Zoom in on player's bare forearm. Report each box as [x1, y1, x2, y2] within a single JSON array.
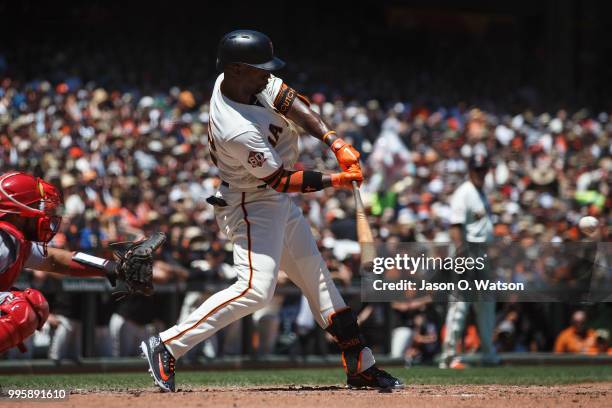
[[285, 93, 361, 173], [286, 96, 338, 147]]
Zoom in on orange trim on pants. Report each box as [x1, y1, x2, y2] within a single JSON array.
[[164, 192, 253, 345]]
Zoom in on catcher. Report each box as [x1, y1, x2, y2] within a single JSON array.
[[0, 171, 165, 354]]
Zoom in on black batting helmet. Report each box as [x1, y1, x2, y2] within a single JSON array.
[[216, 30, 285, 71]]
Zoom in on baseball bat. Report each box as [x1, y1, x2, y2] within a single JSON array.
[[352, 181, 376, 264]]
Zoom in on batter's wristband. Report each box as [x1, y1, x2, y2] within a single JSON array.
[[71, 252, 117, 286], [301, 170, 324, 192], [322, 130, 337, 145]]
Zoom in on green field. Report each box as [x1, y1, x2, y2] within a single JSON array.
[[1, 366, 611, 390]]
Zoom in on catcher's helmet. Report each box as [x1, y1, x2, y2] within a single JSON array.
[[216, 30, 285, 71], [0, 172, 62, 243]]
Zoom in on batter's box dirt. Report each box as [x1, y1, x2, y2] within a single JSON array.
[[5, 383, 608, 408]]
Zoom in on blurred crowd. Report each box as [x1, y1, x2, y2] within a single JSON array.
[[1, 71, 611, 363]]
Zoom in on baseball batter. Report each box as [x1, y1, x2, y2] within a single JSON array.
[[439, 154, 499, 368], [141, 30, 403, 392]]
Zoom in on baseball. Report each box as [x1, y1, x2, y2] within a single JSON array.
[[578, 216, 599, 236]]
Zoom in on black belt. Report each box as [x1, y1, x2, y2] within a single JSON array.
[[221, 180, 267, 189], [208, 180, 267, 207], [206, 196, 228, 207]]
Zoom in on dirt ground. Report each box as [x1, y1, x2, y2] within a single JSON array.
[[1, 383, 609, 408]]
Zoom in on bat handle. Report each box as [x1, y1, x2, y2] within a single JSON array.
[[352, 181, 364, 211]]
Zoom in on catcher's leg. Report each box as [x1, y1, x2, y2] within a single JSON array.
[[142, 192, 288, 391], [280, 202, 402, 389]]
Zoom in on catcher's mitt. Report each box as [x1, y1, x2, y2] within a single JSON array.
[[110, 232, 166, 300]]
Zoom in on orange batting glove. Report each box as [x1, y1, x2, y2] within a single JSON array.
[[331, 139, 361, 172], [331, 169, 363, 189]]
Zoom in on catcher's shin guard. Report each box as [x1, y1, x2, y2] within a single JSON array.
[[325, 307, 374, 375], [0, 289, 49, 354]]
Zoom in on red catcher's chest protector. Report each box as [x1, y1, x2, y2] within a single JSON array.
[[0, 221, 32, 291]]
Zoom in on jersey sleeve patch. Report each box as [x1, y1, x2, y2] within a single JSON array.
[[273, 83, 297, 115], [226, 130, 283, 179], [247, 151, 267, 168]]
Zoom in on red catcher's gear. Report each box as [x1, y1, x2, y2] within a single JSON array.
[[0, 221, 32, 291], [0, 288, 49, 353], [0, 172, 62, 243]]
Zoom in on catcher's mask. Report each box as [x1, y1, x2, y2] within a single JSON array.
[[0, 172, 63, 245]]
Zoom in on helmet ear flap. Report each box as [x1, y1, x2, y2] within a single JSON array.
[[36, 215, 59, 243]]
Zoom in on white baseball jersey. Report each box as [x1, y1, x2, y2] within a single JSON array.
[[208, 73, 299, 189], [449, 180, 493, 243], [0, 232, 45, 275]]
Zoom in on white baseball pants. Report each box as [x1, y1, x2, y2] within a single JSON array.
[[160, 187, 374, 368]]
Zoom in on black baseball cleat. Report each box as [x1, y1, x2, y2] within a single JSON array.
[[347, 365, 404, 390], [140, 335, 176, 392]]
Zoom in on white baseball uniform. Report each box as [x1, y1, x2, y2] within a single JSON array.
[[440, 179, 498, 366], [0, 232, 46, 276], [159, 73, 375, 371]]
